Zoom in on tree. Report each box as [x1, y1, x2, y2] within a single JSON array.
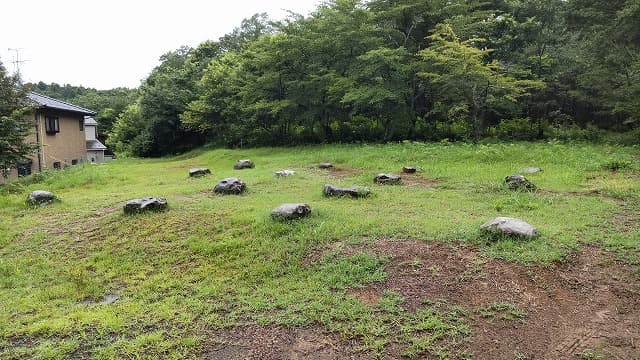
[[138, 47, 205, 156], [106, 102, 150, 156], [0, 60, 37, 178], [418, 24, 541, 139], [340, 47, 412, 140], [181, 52, 245, 146], [560, 0, 640, 129]]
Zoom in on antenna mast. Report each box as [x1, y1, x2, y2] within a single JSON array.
[[7, 48, 28, 78]]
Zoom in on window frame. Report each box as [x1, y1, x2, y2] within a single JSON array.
[[45, 116, 60, 134]]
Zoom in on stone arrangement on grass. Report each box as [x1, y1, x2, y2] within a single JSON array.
[[26, 190, 57, 207], [323, 184, 370, 198], [213, 177, 246, 195], [41, 159, 547, 239], [124, 197, 168, 214], [480, 217, 539, 239], [271, 203, 311, 220], [374, 173, 402, 185], [504, 174, 536, 191], [402, 166, 422, 174], [275, 169, 295, 177], [189, 168, 211, 177], [234, 159, 255, 170]]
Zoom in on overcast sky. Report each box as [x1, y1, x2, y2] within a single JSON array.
[[1, 0, 321, 90]]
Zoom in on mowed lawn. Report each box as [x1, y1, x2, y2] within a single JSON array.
[[1, 142, 638, 359]]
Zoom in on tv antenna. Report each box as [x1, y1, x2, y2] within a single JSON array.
[[7, 48, 29, 78]]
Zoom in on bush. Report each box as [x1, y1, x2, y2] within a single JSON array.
[[549, 123, 606, 142], [0, 172, 49, 194], [486, 117, 543, 141], [601, 158, 633, 171]]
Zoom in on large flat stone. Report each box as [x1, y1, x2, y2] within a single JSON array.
[[214, 177, 246, 195], [124, 197, 168, 214], [480, 217, 539, 239], [26, 190, 57, 207], [323, 184, 370, 198], [271, 203, 311, 220]]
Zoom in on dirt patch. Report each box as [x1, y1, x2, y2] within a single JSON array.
[[312, 166, 363, 179], [340, 239, 640, 359], [170, 163, 205, 171], [201, 325, 371, 359], [398, 173, 442, 189], [200, 239, 638, 359]]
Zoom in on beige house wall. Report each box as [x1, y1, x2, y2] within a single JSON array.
[[36, 110, 87, 170], [0, 110, 87, 184]]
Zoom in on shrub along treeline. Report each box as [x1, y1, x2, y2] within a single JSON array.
[[102, 0, 638, 156]]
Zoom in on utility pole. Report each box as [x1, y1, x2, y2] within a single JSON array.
[[7, 48, 28, 79]]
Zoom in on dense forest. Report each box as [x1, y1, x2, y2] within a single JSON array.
[[35, 0, 640, 156]]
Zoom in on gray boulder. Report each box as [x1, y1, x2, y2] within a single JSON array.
[[26, 190, 57, 207], [213, 177, 246, 195], [374, 173, 402, 185], [323, 184, 370, 198], [189, 168, 211, 177], [504, 174, 536, 191], [233, 159, 254, 170], [124, 197, 168, 214], [312, 162, 333, 169], [402, 166, 422, 174], [518, 167, 542, 174], [271, 203, 311, 220], [480, 217, 539, 239]]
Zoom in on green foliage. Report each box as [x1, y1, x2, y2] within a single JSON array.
[[0, 61, 38, 177], [52, 0, 636, 153], [418, 23, 543, 140], [12, 0, 640, 154], [600, 158, 633, 172], [487, 118, 547, 141], [107, 102, 150, 156], [578, 348, 606, 360]]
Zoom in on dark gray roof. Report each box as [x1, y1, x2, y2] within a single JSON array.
[[84, 116, 98, 126], [27, 92, 96, 115], [86, 139, 107, 150]]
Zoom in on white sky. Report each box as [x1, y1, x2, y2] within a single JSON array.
[[1, 0, 321, 90]]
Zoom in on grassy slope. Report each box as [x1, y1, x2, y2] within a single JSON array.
[[0, 142, 638, 358]]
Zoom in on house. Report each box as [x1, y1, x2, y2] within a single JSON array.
[[84, 116, 108, 163], [1, 92, 96, 183]]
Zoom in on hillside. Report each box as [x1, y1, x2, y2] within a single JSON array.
[[1, 142, 639, 359]]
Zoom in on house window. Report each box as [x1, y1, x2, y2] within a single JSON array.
[[45, 116, 60, 134], [79, 119, 84, 131], [17, 160, 32, 176], [71, 159, 78, 165], [53, 162, 61, 170]]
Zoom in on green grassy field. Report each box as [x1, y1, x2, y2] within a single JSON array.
[[1, 142, 638, 359]]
